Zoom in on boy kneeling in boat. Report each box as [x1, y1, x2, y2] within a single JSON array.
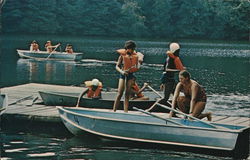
[[76, 79, 102, 107]]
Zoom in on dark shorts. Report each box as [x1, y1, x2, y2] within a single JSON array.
[[120, 73, 135, 80]]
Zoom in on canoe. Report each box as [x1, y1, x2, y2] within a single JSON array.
[[0, 94, 8, 114], [57, 106, 250, 159], [39, 90, 168, 112], [17, 49, 83, 61]]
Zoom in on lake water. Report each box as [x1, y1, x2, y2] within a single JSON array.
[[0, 34, 249, 159]]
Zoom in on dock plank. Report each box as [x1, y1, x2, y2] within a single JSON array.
[[215, 116, 241, 124], [1, 83, 249, 127], [212, 115, 229, 122]]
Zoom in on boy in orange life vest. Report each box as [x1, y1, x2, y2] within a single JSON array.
[[148, 43, 185, 111], [76, 79, 102, 107], [113, 40, 140, 112]]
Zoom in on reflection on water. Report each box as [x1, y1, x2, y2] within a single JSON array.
[[0, 132, 231, 160]]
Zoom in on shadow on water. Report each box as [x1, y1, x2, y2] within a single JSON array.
[[51, 134, 238, 160]]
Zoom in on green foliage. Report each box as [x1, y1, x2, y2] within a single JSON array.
[[1, 0, 249, 40]]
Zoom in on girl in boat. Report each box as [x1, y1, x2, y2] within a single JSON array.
[[30, 40, 40, 51], [113, 40, 141, 112], [169, 70, 212, 121]]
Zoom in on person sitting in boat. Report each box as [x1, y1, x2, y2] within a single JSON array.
[[113, 40, 141, 113], [130, 80, 149, 100], [45, 40, 60, 53], [30, 40, 40, 52], [65, 44, 74, 54], [169, 70, 212, 121], [76, 79, 102, 107]]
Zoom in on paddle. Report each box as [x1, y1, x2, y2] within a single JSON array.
[[45, 44, 60, 60], [156, 103, 226, 129], [133, 107, 184, 126], [147, 85, 163, 98], [0, 108, 5, 113], [26, 96, 39, 106], [0, 94, 7, 115], [145, 98, 162, 112], [146, 84, 172, 111], [8, 95, 33, 106]]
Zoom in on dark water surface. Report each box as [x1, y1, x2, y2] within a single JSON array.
[[0, 34, 249, 159]]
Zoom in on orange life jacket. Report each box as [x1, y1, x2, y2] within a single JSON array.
[[85, 81, 102, 98], [132, 83, 144, 98], [117, 49, 139, 73], [168, 52, 184, 70]]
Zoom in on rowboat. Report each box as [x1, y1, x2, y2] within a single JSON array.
[[39, 90, 167, 112], [17, 49, 83, 61], [57, 106, 249, 159], [0, 94, 8, 114]]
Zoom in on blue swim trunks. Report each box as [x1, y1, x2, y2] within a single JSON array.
[[120, 73, 135, 80]]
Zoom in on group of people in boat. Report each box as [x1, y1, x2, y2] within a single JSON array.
[[29, 40, 74, 54], [77, 40, 212, 121]]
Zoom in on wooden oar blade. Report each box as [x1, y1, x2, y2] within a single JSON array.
[[8, 95, 33, 106]]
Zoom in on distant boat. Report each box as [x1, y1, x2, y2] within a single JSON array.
[[0, 94, 8, 114], [17, 49, 83, 61], [57, 106, 250, 159], [39, 90, 168, 112]]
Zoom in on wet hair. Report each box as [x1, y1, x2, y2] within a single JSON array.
[[124, 40, 136, 50], [179, 70, 190, 79]]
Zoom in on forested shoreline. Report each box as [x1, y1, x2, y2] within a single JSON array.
[[1, 0, 249, 40]]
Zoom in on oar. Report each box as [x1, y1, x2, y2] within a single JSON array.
[[45, 44, 60, 60], [146, 84, 172, 109], [133, 107, 184, 126], [147, 85, 163, 99], [0, 108, 6, 116], [26, 96, 39, 106], [156, 103, 226, 129], [8, 95, 33, 106]]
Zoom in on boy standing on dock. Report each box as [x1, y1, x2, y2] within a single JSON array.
[[113, 40, 141, 112]]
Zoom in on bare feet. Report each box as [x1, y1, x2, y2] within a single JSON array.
[[207, 112, 212, 121]]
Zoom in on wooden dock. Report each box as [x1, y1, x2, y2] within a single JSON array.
[[0, 83, 249, 133]]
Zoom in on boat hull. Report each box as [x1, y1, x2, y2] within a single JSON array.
[[17, 49, 83, 61], [57, 107, 249, 158], [0, 94, 8, 114], [39, 90, 168, 112]]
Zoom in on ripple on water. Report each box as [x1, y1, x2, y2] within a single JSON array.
[[206, 94, 250, 117], [27, 152, 56, 158]]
